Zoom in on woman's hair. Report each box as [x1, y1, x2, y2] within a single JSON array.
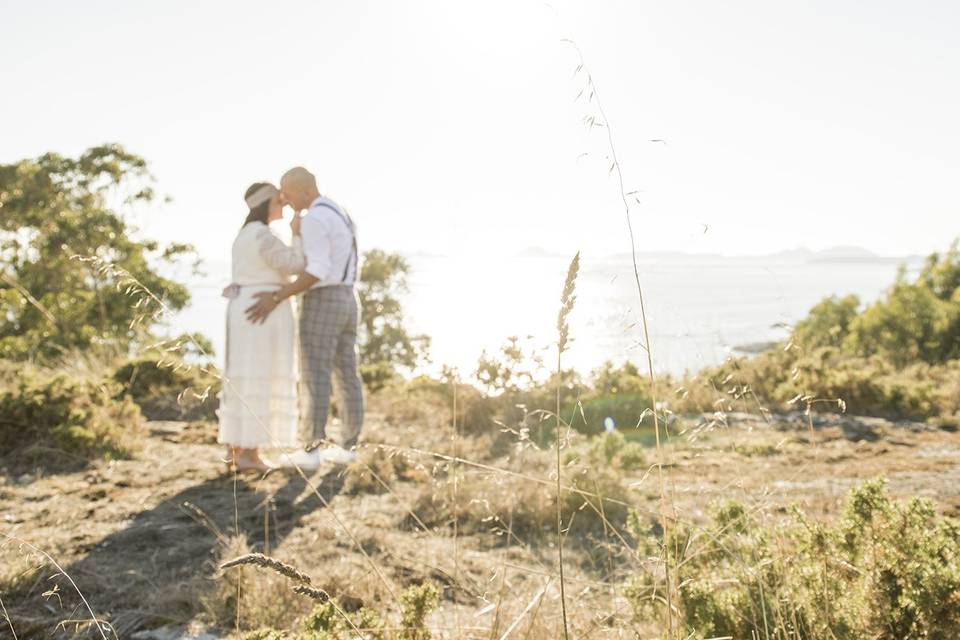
[[242, 182, 273, 227]]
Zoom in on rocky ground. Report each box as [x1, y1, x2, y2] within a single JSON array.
[[1, 412, 958, 639]]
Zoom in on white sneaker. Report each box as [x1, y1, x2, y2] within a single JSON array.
[[278, 449, 325, 471], [322, 446, 358, 466]]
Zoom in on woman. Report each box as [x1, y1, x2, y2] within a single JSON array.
[[218, 182, 304, 472]]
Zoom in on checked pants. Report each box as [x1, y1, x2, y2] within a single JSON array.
[[299, 285, 364, 449]]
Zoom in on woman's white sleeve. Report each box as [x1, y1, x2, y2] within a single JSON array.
[[256, 227, 306, 276]]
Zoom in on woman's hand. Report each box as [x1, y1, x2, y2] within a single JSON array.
[[290, 211, 302, 236]]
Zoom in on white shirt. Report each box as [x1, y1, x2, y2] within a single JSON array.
[[301, 195, 358, 288]]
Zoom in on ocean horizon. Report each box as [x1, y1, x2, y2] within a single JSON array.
[[175, 244, 923, 379]]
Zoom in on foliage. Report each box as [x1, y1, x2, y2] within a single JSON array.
[[676, 241, 960, 422], [624, 479, 960, 639], [357, 249, 430, 390], [845, 275, 960, 366], [112, 355, 220, 420], [0, 370, 142, 470], [570, 394, 653, 435], [475, 335, 545, 393], [297, 600, 387, 640], [591, 360, 648, 396], [0, 144, 194, 360], [412, 453, 632, 543], [792, 294, 861, 350], [398, 583, 439, 640], [241, 584, 435, 640], [579, 430, 646, 471], [789, 240, 960, 367]]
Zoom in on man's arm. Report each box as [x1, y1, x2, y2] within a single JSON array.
[[246, 210, 329, 324], [245, 271, 319, 324]]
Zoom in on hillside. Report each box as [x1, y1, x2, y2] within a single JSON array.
[[3, 411, 958, 639]]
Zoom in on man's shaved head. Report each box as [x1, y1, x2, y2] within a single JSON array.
[[280, 166, 320, 211]]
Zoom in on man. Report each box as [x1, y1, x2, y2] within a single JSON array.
[[246, 166, 363, 469]]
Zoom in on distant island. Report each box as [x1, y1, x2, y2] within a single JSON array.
[[590, 245, 923, 265]]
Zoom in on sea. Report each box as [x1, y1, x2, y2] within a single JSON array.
[[175, 248, 922, 378]]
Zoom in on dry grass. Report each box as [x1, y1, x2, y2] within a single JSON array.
[[2, 407, 959, 638], [203, 537, 316, 633]]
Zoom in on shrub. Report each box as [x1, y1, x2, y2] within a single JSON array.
[[113, 356, 220, 420], [241, 584, 435, 640], [0, 371, 142, 469], [570, 394, 653, 435], [792, 294, 861, 350], [398, 583, 439, 640], [567, 430, 647, 472], [624, 479, 960, 639], [686, 345, 960, 422], [412, 453, 633, 543], [845, 277, 960, 366], [298, 600, 387, 640], [342, 444, 415, 495]]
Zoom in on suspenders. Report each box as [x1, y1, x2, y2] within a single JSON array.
[[313, 201, 358, 284]]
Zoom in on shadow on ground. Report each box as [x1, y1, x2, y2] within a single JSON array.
[[7, 468, 344, 637]]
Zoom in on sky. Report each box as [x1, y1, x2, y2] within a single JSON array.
[[2, 0, 959, 264]]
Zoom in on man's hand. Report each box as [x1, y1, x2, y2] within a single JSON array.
[[246, 291, 279, 324]]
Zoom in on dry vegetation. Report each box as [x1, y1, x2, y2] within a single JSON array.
[[2, 394, 958, 638]]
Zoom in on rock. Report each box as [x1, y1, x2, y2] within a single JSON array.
[[16, 473, 33, 485]]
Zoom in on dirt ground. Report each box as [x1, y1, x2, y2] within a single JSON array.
[[1, 412, 958, 639]]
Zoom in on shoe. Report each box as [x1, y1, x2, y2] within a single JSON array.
[[322, 446, 358, 466], [278, 449, 325, 471]]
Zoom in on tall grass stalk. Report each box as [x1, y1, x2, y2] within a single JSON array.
[[1, 534, 111, 640], [563, 39, 675, 637], [0, 592, 18, 640], [219, 553, 363, 638], [555, 251, 580, 640], [452, 373, 462, 639]]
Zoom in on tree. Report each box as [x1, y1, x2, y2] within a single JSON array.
[[357, 249, 430, 388], [0, 144, 193, 360], [844, 275, 959, 366], [791, 294, 861, 350], [919, 239, 960, 301]]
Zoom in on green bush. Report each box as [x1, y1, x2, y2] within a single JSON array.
[[845, 277, 960, 366], [793, 294, 861, 350], [411, 454, 633, 544], [113, 356, 220, 421], [297, 600, 387, 640], [244, 584, 436, 640], [570, 394, 653, 435], [398, 583, 439, 640], [0, 371, 142, 469], [677, 239, 960, 422], [570, 430, 647, 472], [625, 479, 960, 639], [689, 345, 960, 421]]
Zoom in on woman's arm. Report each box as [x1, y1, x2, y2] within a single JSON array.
[[256, 225, 306, 277]]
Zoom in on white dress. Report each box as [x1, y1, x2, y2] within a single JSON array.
[[217, 222, 305, 449]]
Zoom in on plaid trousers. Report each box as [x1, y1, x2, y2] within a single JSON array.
[[299, 286, 364, 449]]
